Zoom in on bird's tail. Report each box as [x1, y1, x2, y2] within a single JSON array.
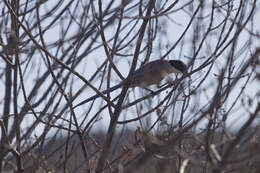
[[73, 82, 124, 109]]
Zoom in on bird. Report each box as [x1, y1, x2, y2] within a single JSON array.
[[73, 59, 186, 109]]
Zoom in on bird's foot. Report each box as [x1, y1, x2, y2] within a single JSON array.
[[150, 90, 156, 96]]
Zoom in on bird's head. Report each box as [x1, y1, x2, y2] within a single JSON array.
[[169, 60, 187, 73]]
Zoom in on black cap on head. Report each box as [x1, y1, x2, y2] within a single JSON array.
[[169, 60, 187, 73]]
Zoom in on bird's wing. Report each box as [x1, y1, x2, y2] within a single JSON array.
[[133, 67, 144, 78], [132, 61, 159, 79]]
